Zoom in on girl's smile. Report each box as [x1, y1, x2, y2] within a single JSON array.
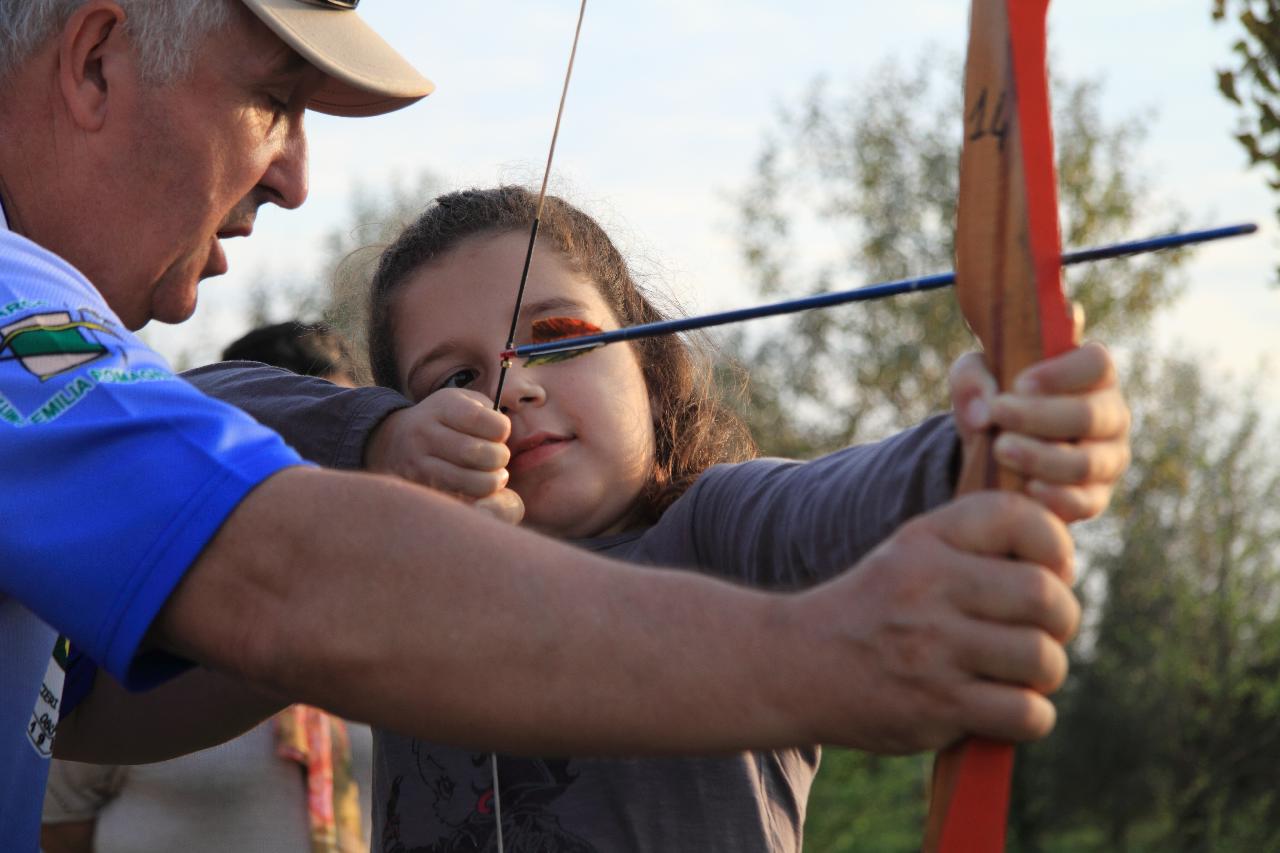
[[507, 431, 574, 476]]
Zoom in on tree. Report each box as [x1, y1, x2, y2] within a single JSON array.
[[729, 58, 1186, 455], [1213, 0, 1280, 283], [1020, 357, 1280, 852]]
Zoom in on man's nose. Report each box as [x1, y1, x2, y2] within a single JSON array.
[[259, 116, 310, 210]]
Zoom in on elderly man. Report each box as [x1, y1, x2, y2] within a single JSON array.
[[0, 1, 1081, 848]]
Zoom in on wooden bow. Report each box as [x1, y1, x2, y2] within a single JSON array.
[[922, 1, 1076, 850]]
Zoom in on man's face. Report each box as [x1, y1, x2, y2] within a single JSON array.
[[92, 6, 324, 329]]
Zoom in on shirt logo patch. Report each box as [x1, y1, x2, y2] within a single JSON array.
[[0, 308, 169, 428], [0, 311, 115, 381]]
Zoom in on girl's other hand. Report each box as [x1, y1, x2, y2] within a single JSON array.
[[364, 388, 523, 523], [949, 341, 1131, 523]]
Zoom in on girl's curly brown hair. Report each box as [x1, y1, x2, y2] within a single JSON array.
[[367, 185, 757, 521]]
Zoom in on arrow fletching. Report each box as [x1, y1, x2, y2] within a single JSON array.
[[506, 317, 606, 366]]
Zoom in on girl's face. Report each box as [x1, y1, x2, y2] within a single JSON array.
[[391, 231, 657, 539]]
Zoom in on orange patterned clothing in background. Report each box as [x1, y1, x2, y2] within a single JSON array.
[[276, 705, 365, 853]]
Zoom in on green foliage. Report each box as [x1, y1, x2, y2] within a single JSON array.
[[1213, 0, 1280, 283], [803, 751, 926, 852], [730, 58, 1185, 452]]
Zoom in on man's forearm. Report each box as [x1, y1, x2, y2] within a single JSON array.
[[154, 467, 802, 756], [53, 667, 288, 763]]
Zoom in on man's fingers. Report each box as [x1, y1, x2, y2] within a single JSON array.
[[1025, 480, 1114, 523], [925, 493, 1075, 584], [953, 681, 1059, 743], [942, 555, 1080, 641], [795, 496, 1083, 753], [944, 619, 1071, 743], [954, 618, 1072, 690]]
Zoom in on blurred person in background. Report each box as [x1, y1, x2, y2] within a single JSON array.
[[222, 321, 357, 388]]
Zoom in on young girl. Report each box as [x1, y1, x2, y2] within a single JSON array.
[[362, 186, 1127, 852]]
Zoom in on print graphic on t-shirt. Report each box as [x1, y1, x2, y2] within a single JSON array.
[[0, 310, 115, 381], [381, 744, 596, 852], [27, 635, 70, 757]]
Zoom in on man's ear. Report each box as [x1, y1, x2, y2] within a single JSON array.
[[58, 1, 130, 132]]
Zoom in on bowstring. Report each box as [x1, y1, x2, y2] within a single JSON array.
[[492, 0, 589, 412], [488, 4, 588, 851]]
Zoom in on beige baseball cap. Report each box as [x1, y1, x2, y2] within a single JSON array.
[[240, 0, 434, 117]]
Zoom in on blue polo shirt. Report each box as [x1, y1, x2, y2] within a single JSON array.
[[0, 226, 305, 849]]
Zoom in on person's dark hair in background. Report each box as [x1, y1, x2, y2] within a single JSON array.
[[222, 321, 356, 387]]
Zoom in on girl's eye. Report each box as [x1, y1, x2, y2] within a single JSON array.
[[437, 367, 480, 392]]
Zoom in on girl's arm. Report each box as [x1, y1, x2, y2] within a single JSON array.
[[656, 343, 1128, 588], [183, 362, 411, 470], [649, 415, 959, 588]]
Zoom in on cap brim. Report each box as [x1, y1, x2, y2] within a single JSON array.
[[241, 0, 434, 117]]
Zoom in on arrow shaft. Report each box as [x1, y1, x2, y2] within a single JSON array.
[[504, 222, 1256, 362]]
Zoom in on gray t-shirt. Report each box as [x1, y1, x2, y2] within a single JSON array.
[[375, 418, 958, 853], [184, 364, 958, 853]]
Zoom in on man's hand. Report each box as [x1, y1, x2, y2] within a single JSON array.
[[949, 341, 1131, 522], [779, 492, 1079, 754], [364, 388, 524, 524]]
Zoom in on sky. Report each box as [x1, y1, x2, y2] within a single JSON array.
[[142, 1, 1280, 409]]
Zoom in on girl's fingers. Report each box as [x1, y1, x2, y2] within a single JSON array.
[[416, 456, 509, 499], [993, 433, 1131, 486], [949, 352, 998, 432], [438, 433, 510, 472], [1011, 341, 1115, 395], [439, 391, 512, 443], [991, 386, 1130, 442]]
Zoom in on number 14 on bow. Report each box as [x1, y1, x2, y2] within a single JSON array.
[[923, 0, 1074, 851]]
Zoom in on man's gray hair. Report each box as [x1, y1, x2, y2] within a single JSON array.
[[0, 0, 233, 82]]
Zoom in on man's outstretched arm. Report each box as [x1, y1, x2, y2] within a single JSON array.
[[148, 468, 1077, 758], [50, 365, 1078, 763]]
